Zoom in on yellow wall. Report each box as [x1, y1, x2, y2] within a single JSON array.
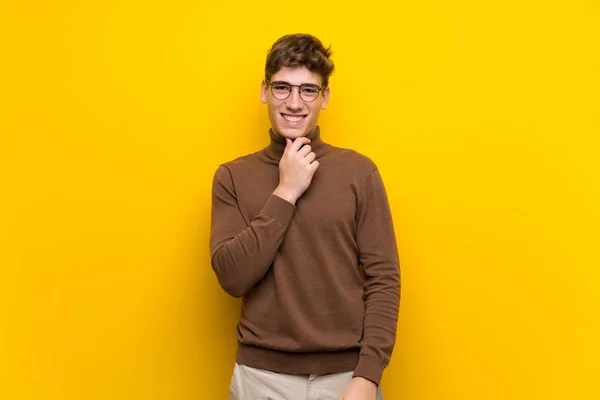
[[2, 1, 599, 399]]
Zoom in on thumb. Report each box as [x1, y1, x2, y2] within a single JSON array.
[[284, 138, 292, 154]]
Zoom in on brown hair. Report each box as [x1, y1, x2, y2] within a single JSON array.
[[265, 34, 335, 87]]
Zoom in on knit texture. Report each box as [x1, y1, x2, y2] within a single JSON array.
[[210, 126, 400, 385]]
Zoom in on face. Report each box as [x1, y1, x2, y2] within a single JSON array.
[[261, 66, 330, 139]]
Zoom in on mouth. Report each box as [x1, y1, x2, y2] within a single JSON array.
[[280, 113, 307, 125]]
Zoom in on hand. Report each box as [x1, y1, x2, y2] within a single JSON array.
[[337, 377, 377, 400], [273, 137, 319, 205]]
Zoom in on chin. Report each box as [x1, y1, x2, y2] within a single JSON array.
[[275, 127, 309, 139]]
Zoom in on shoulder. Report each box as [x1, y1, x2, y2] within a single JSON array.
[[326, 144, 378, 176], [213, 151, 262, 179], [222, 151, 261, 170]]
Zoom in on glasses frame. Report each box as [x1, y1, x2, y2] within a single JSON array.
[[265, 79, 326, 103]]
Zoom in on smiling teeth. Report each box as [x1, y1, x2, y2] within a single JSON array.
[[283, 115, 303, 122]]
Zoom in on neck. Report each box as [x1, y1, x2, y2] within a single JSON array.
[[265, 126, 326, 161]]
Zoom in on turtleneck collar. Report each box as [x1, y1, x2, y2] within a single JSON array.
[[264, 125, 327, 161]]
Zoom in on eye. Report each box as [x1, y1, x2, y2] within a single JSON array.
[[301, 86, 319, 94], [273, 84, 290, 91]]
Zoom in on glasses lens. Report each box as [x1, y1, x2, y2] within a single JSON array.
[[300, 85, 320, 102], [271, 82, 291, 99]]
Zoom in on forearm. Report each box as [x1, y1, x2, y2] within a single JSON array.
[[211, 193, 294, 297], [210, 164, 296, 297], [354, 263, 401, 385], [354, 167, 401, 385]]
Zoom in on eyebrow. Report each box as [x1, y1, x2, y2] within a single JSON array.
[[271, 80, 320, 86]]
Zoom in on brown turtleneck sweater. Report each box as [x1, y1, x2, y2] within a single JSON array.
[[210, 126, 400, 385]]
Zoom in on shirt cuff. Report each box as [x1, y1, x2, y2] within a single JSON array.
[[353, 356, 384, 386], [261, 193, 296, 226]]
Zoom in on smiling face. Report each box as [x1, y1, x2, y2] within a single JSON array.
[[261, 66, 330, 140]]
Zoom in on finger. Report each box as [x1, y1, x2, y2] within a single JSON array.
[[304, 152, 316, 163], [310, 160, 320, 171], [289, 137, 311, 153], [298, 144, 312, 157], [283, 138, 292, 154]]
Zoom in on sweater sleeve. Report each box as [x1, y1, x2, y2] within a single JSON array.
[[352, 167, 401, 385], [210, 165, 296, 298]]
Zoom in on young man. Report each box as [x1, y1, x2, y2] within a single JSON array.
[[210, 34, 401, 400]]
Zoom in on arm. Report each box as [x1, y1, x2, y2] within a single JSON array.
[[353, 167, 401, 386], [210, 137, 319, 298], [210, 165, 295, 297]]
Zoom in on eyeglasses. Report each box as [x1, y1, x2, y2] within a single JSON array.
[[265, 80, 325, 102]]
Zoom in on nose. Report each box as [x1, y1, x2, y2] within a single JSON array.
[[285, 86, 303, 110]]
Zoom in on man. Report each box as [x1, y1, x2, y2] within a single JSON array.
[[210, 34, 400, 400]]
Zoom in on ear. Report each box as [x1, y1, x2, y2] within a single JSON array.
[[261, 80, 268, 103], [321, 86, 331, 109]]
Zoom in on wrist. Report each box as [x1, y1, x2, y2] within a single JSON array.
[[352, 376, 377, 389], [273, 186, 298, 205]]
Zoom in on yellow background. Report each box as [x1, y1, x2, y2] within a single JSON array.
[[1, 0, 599, 399]]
